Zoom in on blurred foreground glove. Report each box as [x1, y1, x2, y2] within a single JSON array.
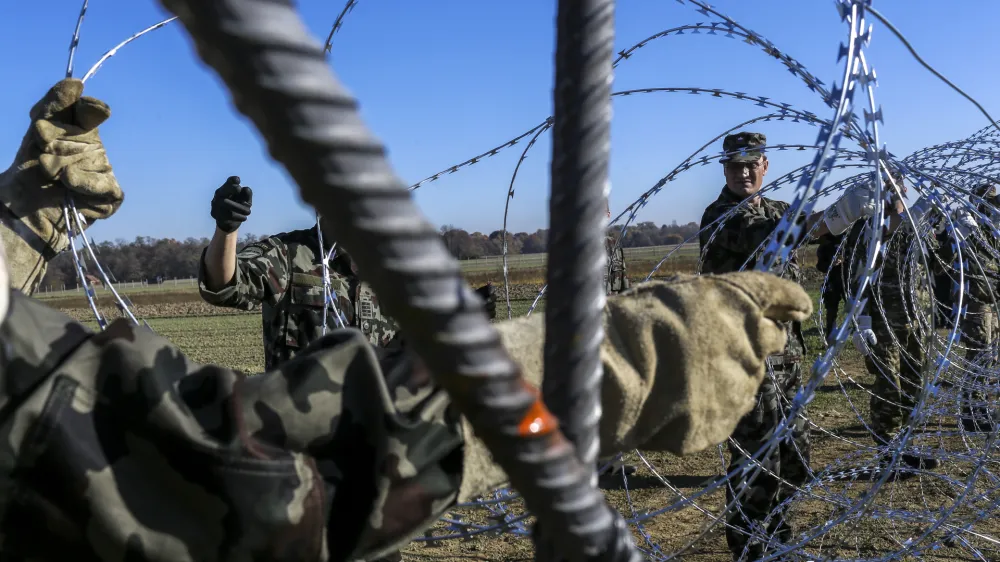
[[458, 271, 813, 501], [0, 78, 122, 295], [475, 282, 496, 319], [852, 315, 877, 355], [825, 183, 876, 235], [211, 176, 253, 233]]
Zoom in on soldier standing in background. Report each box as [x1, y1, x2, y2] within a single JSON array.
[[605, 201, 630, 295], [953, 183, 999, 432], [699, 131, 874, 560], [200, 175, 497, 372], [603, 200, 636, 478], [848, 175, 945, 472]]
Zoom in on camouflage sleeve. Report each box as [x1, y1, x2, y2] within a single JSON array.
[[0, 290, 464, 562], [198, 236, 290, 310]]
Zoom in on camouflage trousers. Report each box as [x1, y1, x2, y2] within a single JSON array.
[[960, 297, 996, 425], [865, 297, 924, 447], [725, 359, 810, 561], [821, 263, 845, 340]]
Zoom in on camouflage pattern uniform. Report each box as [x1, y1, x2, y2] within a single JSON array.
[[198, 227, 398, 371], [605, 232, 630, 295], [699, 132, 810, 560], [0, 288, 463, 562], [845, 220, 928, 446], [951, 188, 1000, 430]]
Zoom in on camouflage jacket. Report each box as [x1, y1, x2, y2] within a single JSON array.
[[844, 218, 942, 310], [698, 187, 803, 282], [0, 289, 464, 562], [605, 233, 630, 294], [699, 187, 805, 361], [198, 228, 398, 371]]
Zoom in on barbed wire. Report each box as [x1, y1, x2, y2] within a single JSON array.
[[55, 0, 1000, 559]]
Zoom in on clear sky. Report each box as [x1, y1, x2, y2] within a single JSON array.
[[1, 1, 997, 243]]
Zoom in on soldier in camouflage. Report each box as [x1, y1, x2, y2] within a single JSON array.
[[948, 183, 1000, 433], [602, 201, 636, 478], [199, 176, 497, 374], [699, 131, 859, 560], [605, 201, 630, 296], [847, 175, 944, 472], [0, 78, 818, 562]]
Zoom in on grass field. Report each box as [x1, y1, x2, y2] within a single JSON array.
[[55, 258, 996, 561], [36, 244, 703, 301]]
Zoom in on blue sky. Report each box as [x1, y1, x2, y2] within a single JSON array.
[[2, 1, 998, 242]]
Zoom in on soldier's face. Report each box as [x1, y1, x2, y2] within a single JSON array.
[[724, 156, 768, 199]]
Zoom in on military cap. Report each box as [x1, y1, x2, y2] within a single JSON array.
[[721, 132, 767, 163]]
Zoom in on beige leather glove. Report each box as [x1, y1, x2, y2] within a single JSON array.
[[0, 78, 123, 294], [458, 271, 812, 501]]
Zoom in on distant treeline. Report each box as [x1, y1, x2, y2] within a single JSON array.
[[40, 220, 700, 290]]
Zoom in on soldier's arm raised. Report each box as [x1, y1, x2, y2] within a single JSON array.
[[202, 226, 240, 291], [198, 235, 289, 310]]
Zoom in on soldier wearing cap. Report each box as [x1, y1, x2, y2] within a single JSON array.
[[699, 131, 825, 560], [698, 131, 892, 560]]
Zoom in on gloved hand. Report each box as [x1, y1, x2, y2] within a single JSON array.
[[951, 206, 978, 241], [825, 184, 876, 235], [457, 271, 813, 501], [0, 78, 123, 294], [852, 315, 877, 355], [475, 282, 496, 319], [211, 176, 253, 233], [907, 191, 953, 225]]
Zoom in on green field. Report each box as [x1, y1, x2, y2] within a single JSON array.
[[56, 277, 997, 561]]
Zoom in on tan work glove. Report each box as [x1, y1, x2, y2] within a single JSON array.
[[458, 271, 812, 501], [0, 78, 123, 295]]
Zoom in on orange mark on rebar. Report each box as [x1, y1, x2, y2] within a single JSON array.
[[516, 382, 559, 437]]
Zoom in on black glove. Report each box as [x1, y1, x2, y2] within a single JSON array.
[[475, 283, 496, 319], [211, 176, 253, 233]]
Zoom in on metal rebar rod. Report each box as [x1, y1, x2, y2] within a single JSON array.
[[536, 0, 632, 560], [155, 0, 640, 559]]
